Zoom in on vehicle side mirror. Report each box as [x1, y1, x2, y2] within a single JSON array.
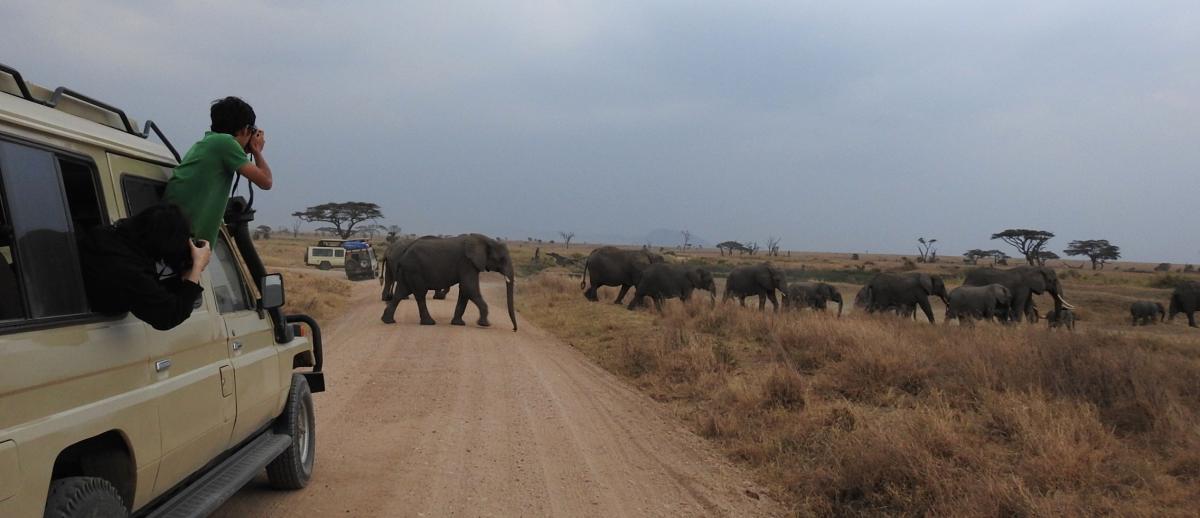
[[260, 273, 285, 310]]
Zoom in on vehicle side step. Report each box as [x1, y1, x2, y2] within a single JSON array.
[[147, 432, 291, 518]]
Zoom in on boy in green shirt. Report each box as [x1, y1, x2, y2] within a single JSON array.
[[165, 96, 274, 244]]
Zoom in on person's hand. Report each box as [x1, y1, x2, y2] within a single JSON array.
[[189, 239, 212, 273], [249, 129, 265, 154]]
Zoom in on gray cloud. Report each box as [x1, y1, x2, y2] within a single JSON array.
[[2, 0, 1197, 261]]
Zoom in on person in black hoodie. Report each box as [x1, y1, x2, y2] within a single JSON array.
[[79, 203, 212, 330]]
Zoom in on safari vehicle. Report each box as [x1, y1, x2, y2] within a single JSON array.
[[0, 64, 325, 517], [303, 244, 345, 270], [304, 240, 372, 271], [343, 248, 378, 281]]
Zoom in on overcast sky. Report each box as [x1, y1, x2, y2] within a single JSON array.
[[3, 1, 1197, 261]]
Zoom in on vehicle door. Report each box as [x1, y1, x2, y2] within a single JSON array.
[[104, 155, 240, 497], [206, 232, 282, 443]]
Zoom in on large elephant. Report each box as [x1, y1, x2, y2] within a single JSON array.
[[1168, 281, 1200, 327], [380, 233, 517, 331], [963, 266, 1074, 323], [945, 284, 1011, 324], [379, 238, 448, 299], [1130, 300, 1166, 326], [626, 264, 716, 312], [860, 272, 948, 323], [580, 246, 665, 304], [782, 282, 843, 317], [723, 262, 786, 311]]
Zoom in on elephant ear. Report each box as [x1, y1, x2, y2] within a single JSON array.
[[919, 274, 933, 295], [465, 237, 488, 271]]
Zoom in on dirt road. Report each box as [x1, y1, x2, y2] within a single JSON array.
[[214, 277, 780, 517]]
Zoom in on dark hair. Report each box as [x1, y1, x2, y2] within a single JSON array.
[[117, 203, 194, 274], [210, 96, 256, 135]]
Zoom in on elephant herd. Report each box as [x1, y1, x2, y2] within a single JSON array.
[[368, 238, 1200, 333], [578, 248, 843, 316], [576, 246, 1200, 329]]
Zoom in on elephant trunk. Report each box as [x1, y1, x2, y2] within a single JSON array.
[[506, 276, 518, 332]]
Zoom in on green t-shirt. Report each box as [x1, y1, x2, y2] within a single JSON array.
[[164, 131, 250, 243]]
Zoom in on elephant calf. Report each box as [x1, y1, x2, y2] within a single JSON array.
[[1045, 308, 1077, 331], [945, 284, 1011, 325], [1130, 300, 1166, 326], [782, 282, 844, 317], [627, 264, 716, 312]]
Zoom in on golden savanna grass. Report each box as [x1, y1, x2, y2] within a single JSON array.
[[252, 235, 354, 322], [518, 273, 1200, 516]]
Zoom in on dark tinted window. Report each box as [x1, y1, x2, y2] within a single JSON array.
[[0, 195, 23, 321], [121, 175, 165, 217], [0, 141, 89, 319]]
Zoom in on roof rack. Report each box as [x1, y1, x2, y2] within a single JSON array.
[[0, 62, 182, 163]]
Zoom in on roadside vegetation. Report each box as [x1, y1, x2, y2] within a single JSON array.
[[254, 235, 353, 322], [518, 272, 1200, 516]]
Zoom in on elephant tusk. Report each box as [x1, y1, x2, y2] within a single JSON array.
[[1057, 294, 1076, 310]]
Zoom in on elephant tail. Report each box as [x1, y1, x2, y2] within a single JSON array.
[[380, 256, 394, 301], [580, 257, 590, 290]]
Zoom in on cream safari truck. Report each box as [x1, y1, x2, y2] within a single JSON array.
[[0, 64, 325, 517]]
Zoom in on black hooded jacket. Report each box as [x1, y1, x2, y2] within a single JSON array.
[[78, 226, 204, 330]]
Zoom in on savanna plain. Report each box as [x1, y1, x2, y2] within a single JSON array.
[[259, 236, 1200, 516]]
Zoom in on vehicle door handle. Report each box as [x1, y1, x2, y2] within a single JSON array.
[[155, 359, 172, 372], [232, 341, 243, 351]]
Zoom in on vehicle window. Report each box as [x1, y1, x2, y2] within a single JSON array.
[[334, 249, 344, 258], [312, 248, 332, 257], [208, 237, 252, 314], [60, 159, 105, 231], [0, 196, 23, 321], [0, 141, 90, 320], [121, 175, 166, 217]]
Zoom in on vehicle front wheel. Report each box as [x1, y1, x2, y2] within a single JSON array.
[[267, 374, 315, 489], [318, 261, 332, 270], [44, 476, 128, 518]]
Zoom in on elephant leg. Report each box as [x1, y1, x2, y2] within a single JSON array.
[[614, 284, 632, 304], [766, 292, 779, 312], [584, 283, 600, 302], [461, 275, 490, 327], [739, 296, 747, 308], [381, 298, 401, 324], [451, 289, 469, 326], [757, 294, 766, 311], [653, 296, 665, 313], [627, 290, 643, 311], [918, 299, 935, 323], [414, 291, 436, 325], [1189, 311, 1197, 328]]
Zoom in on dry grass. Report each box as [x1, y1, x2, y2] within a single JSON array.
[[518, 273, 1200, 516], [278, 270, 351, 323], [251, 235, 355, 323]]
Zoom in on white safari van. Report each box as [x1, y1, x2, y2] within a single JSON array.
[[0, 63, 326, 517]]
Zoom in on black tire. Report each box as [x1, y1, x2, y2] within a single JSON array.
[[318, 261, 332, 271], [267, 374, 315, 489], [43, 476, 128, 518]]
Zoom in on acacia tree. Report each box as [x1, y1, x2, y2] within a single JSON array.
[[1063, 239, 1121, 270], [917, 237, 938, 263], [991, 229, 1054, 266], [681, 230, 692, 249], [1036, 250, 1060, 265], [558, 231, 575, 248], [292, 202, 383, 239], [716, 240, 749, 256]]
